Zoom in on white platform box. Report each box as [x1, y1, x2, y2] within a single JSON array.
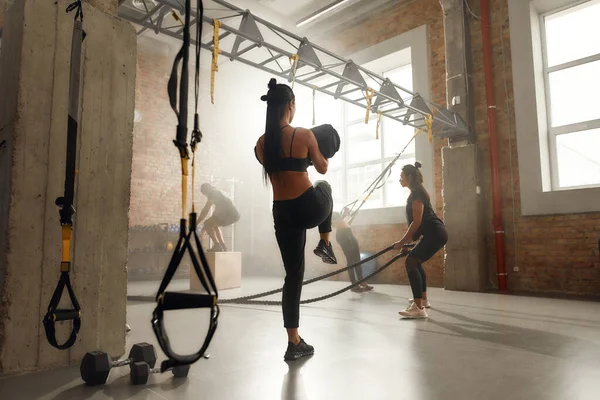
[[190, 252, 242, 291]]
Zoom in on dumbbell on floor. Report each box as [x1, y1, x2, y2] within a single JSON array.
[[130, 361, 191, 385], [80, 342, 157, 386]]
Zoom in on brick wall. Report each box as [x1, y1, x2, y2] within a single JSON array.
[[466, 0, 600, 296], [315, 0, 600, 296], [129, 0, 600, 295]]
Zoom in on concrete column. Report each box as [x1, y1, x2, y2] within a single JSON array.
[[442, 145, 487, 291], [439, 0, 486, 291], [0, 0, 136, 374]]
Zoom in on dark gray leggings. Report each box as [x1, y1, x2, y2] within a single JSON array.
[[405, 224, 448, 299], [272, 181, 333, 328]]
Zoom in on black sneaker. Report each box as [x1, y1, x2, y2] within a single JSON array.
[[313, 240, 338, 264], [284, 338, 314, 361]]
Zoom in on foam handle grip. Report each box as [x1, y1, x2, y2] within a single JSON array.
[[311, 124, 340, 159], [53, 309, 80, 321], [160, 292, 215, 311]]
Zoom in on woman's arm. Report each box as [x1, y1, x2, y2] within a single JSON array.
[[393, 200, 424, 249], [198, 200, 214, 223], [305, 129, 328, 174]]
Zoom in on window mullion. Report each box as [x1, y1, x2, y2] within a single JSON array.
[[546, 52, 600, 74]]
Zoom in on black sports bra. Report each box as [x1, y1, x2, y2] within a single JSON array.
[[254, 127, 311, 172]]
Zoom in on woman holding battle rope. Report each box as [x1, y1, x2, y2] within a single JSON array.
[[254, 78, 338, 361], [392, 162, 447, 319]]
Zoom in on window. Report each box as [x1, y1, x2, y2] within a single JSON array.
[[305, 62, 415, 212], [541, 0, 600, 190]]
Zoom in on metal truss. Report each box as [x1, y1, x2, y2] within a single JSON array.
[[118, 0, 469, 139]]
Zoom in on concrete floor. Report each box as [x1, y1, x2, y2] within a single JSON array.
[[1, 278, 600, 400]]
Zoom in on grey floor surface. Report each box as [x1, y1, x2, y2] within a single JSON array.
[[1, 278, 600, 400]]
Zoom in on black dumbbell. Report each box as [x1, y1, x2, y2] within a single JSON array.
[[130, 361, 190, 385], [80, 342, 157, 386]]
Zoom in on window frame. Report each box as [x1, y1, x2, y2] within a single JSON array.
[[508, 0, 600, 215], [539, 0, 600, 190], [336, 63, 417, 211], [305, 24, 432, 225]]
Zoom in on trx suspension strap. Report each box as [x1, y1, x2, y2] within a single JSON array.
[[43, 1, 85, 350], [152, 0, 219, 373], [342, 114, 434, 225]]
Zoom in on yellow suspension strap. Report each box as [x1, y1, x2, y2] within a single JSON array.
[[211, 19, 222, 105], [289, 53, 300, 89], [43, 0, 84, 350], [425, 112, 434, 143], [375, 111, 383, 139], [153, 0, 219, 374], [364, 88, 375, 123]]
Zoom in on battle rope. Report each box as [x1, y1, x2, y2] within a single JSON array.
[[342, 114, 434, 225], [219, 244, 415, 306], [210, 19, 222, 104], [42, 1, 85, 351], [153, 0, 219, 373]]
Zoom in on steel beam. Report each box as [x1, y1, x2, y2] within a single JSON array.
[[118, 0, 470, 139]]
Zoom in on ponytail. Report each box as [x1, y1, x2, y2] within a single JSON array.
[[260, 78, 295, 184]]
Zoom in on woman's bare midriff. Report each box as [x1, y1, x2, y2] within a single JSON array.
[[270, 172, 313, 201]]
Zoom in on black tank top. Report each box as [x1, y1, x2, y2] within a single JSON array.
[[254, 128, 311, 172], [406, 187, 444, 240]]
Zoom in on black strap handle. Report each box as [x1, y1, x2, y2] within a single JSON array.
[[158, 292, 216, 311], [43, 272, 81, 350], [152, 213, 219, 371]]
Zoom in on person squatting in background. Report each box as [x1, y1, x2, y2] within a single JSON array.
[[392, 162, 447, 319], [332, 212, 374, 293]]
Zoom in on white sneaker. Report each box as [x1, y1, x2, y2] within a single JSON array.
[[399, 302, 428, 319], [408, 298, 431, 308]]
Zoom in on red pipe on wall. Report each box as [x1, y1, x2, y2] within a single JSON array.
[[480, 0, 508, 292]]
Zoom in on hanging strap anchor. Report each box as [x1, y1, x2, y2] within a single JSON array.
[[154, 0, 219, 373], [43, 3, 85, 351]]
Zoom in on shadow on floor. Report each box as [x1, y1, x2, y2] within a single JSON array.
[[428, 308, 600, 364], [0, 366, 81, 400], [49, 369, 190, 400]]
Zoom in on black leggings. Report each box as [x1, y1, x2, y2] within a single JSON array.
[[335, 228, 364, 284], [273, 181, 333, 328], [405, 223, 448, 299]]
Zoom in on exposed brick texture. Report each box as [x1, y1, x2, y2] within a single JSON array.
[[313, 0, 600, 296], [129, 0, 600, 296]]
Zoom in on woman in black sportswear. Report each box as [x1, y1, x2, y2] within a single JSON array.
[[254, 78, 337, 361], [392, 162, 447, 319]]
